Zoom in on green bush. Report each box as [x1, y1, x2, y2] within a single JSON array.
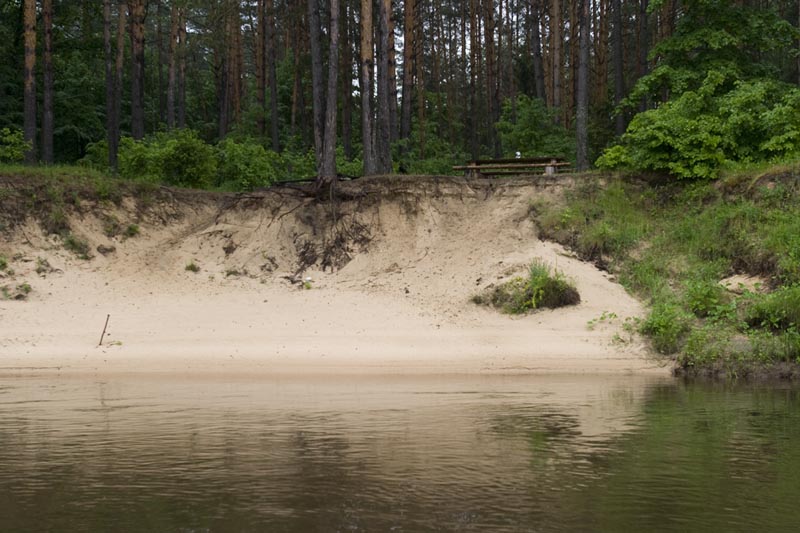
[[746, 285, 800, 331], [641, 302, 693, 355], [217, 138, 284, 190], [118, 130, 217, 188], [684, 279, 728, 318], [475, 260, 580, 314], [597, 73, 800, 179], [0, 127, 28, 163], [495, 95, 575, 160]]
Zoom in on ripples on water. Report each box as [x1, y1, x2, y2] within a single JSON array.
[[0, 375, 799, 532]]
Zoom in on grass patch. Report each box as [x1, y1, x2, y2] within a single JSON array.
[[124, 224, 140, 238], [530, 164, 800, 371], [473, 260, 580, 314], [0, 255, 6, 271], [185, 261, 200, 273], [62, 233, 92, 260]]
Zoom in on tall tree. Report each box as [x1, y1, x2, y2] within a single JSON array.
[[400, 0, 415, 143], [308, 0, 325, 167], [129, 0, 146, 140], [612, 0, 625, 136], [320, 0, 340, 182], [531, 0, 546, 102], [42, 0, 54, 164], [551, 0, 562, 124], [361, 0, 377, 174], [375, 0, 393, 173], [23, 0, 37, 163], [167, 3, 179, 129], [266, 0, 279, 151], [176, 6, 186, 128], [576, 0, 590, 170], [113, 1, 128, 167], [104, 0, 116, 168]]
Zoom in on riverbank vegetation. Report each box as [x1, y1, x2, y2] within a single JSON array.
[[532, 162, 800, 375], [472, 260, 580, 314]]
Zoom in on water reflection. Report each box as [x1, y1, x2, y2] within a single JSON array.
[[0, 375, 798, 532]]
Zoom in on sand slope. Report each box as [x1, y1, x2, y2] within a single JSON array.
[[0, 176, 667, 376]]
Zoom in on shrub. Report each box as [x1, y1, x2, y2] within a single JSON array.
[[0, 127, 28, 163], [684, 279, 728, 318], [745, 285, 800, 331], [118, 130, 217, 188], [216, 138, 285, 190], [640, 302, 693, 354], [185, 261, 200, 273], [62, 233, 92, 259], [475, 260, 580, 314]]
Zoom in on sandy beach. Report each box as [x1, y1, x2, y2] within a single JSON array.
[[0, 176, 667, 376]]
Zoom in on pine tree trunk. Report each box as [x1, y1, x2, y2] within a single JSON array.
[[576, 0, 590, 171], [400, 0, 415, 142], [361, 0, 377, 174], [637, 0, 649, 112], [177, 7, 186, 128], [340, 0, 352, 159], [255, 0, 266, 136], [320, 0, 340, 182], [167, 5, 178, 129], [42, 0, 54, 164], [266, 0, 279, 151], [129, 0, 146, 140], [551, 0, 562, 125], [113, 2, 127, 166], [23, 0, 37, 164], [156, 0, 166, 125], [104, 0, 115, 168], [387, 6, 398, 143], [612, 0, 625, 136], [375, 0, 393, 173], [308, 0, 325, 168], [483, 0, 500, 157], [531, 0, 546, 102]]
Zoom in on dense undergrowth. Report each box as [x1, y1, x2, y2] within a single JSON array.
[[531, 162, 800, 375]]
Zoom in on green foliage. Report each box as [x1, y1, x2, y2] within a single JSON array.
[[217, 138, 284, 190], [496, 95, 575, 160], [474, 260, 580, 314], [185, 261, 200, 273], [599, 76, 800, 179], [745, 285, 800, 332], [684, 279, 728, 319], [641, 302, 693, 355], [0, 127, 28, 163], [62, 233, 91, 260], [0, 254, 7, 271], [118, 130, 217, 188]]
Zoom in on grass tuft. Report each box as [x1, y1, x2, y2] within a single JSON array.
[[474, 260, 580, 315]]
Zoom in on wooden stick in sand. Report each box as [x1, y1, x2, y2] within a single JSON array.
[[98, 314, 110, 346]]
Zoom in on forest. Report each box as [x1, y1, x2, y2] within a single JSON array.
[[0, 0, 799, 188]]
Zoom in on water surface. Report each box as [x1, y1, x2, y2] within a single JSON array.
[[0, 374, 798, 532]]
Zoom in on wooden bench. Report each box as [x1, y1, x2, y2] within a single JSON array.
[[453, 157, 571, 178]]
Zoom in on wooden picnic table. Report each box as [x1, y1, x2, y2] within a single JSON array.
[[453, 157, 571, 178]]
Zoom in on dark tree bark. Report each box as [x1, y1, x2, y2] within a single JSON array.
[[176, 7, 186, 128], [576, 0, 590, 171], [308, 0, 325, 167], [612, 0, 625, 136], [129, 0, 146, 140], [375, 0, 393, 173], [340, 0, 352, 159], [167, 3, 178, 129], [531, 0, 546, 102], [483, 0, 500, 157], [256, 0, 266, 136], [104, 0, 116, 168], [113, 1, 127, 166], [551, 0, 562, 124], [266, 0, 279, 151], [42, 0, 54, 164], [400, 0, 415, 143], [637, 0, 649, 112], [156, 0, 166, 124], [361, 0, 377, 174], [387, 5, 398, 143], [320, 0, 340, 182], [23, 0, 37, 163]]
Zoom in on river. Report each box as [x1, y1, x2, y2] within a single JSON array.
[[1, 374, 798, 532]]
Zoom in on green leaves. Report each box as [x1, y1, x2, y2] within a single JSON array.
[[0, 127, 28, 163]]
